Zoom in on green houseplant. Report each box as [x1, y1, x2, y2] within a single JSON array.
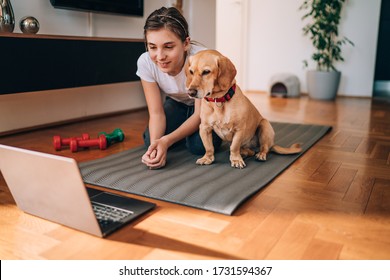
[[300, 0, 354, 100]]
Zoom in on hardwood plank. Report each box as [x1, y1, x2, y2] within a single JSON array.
[[238, 210, 297, 259], [157, 208, 230, 234], [365, 179, 390, 215], [298, 212, 390, 260], [310, 161, 342, 184], [355, 138, 376, 154], [343, 173, 375, 205], [326, 166, 357, 193], [265, 220, 318, 260], [301, 238, 343, 260]]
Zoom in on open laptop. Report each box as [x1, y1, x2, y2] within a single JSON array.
[[0, 144, 155, 237]]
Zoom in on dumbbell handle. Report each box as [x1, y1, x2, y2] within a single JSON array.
[[53, 133, 90, 151], [69, 134, 107, 152]]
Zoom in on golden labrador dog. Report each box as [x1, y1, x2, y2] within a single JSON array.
[[185, 50, 302, 168]]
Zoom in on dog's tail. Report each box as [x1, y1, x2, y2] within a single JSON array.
[[271, 143, 302, 155]]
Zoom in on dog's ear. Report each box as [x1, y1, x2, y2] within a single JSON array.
[[184, 56, 191, 77], [217, 55, 237, 90], [185, 56, 194, 88]]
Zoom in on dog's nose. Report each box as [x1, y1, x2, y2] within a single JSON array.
[[188, 89, 198, 97]]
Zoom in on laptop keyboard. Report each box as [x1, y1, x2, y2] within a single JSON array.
[[92, 202, 134, 229]]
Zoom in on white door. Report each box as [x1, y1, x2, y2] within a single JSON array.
[[216, 0, 248, 89]]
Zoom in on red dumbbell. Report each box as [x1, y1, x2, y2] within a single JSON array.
[[69, 134, 107, 152], [53, 133, 90, 151]]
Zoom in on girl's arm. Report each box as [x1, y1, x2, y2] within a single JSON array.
[[140, 79, 202, 168], [145, 98, 200, 169], [160, 98, 201, 147], [141, 79, 166, 142]]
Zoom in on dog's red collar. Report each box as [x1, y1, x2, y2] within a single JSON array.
[[204, 84, 236, 103]]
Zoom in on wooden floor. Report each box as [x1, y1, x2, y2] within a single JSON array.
[[1, 93, 389, 260]]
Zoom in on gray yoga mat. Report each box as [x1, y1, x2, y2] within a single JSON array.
[[79, 122, 331, 215]]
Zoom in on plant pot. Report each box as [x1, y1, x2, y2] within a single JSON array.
[[306, 70, 341, 100]]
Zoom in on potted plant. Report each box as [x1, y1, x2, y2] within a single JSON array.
[[300, 0, 354, 100]]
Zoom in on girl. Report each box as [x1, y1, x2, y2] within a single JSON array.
[[136, 7, 221, 169]]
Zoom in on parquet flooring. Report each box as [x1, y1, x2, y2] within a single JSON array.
[[0, 94, 389, 260]]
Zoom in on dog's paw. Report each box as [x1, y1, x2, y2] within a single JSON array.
[[255, 152, 267, 161], [196, 156, 214, 165], [230, 159, 246, 169]]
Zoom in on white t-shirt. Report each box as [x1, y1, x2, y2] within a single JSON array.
[[136, 44, 205, 106]]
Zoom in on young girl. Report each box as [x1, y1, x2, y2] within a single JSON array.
[[137, 7, 221, 169]]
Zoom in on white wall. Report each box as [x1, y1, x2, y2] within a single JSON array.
[[10, 0, 89, 36], [217, 0, 382, 97], [0, 0, 216, 134], [10, 0, 172, 38], [184, 0, 216, 49], [90, 0, 216, 46]]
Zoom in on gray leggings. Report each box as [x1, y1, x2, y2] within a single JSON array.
[[143, 97, 222, 155]]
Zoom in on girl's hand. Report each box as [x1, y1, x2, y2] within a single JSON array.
[[141, 138, 169, 169]]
